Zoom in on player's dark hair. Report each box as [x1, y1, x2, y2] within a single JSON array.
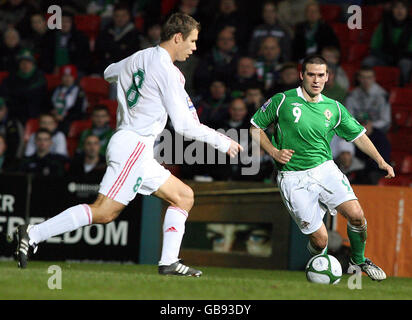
[[160, 13, 200, 42], [301, 54, 328, 74]]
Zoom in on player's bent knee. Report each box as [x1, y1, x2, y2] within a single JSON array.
[[177, 187, 194, 212], [349, 207, 365, 227]]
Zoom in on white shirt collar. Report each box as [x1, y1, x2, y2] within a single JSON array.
[[296, 86, 324, 102]]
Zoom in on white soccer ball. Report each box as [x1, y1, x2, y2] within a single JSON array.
[[305, 254, 342, 285]]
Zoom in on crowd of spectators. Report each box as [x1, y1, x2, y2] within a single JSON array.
[[0, 0, 411, 186]]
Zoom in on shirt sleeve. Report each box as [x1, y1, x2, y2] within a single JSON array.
[[334, 101, 366, 142], [103, 56, 129, 83], [155, 61, 231, 153], [250, 93, 285, 130]]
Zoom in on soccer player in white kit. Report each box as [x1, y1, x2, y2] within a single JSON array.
[[14, 13, 242, 276]]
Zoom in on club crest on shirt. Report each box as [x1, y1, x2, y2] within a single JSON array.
[[260, 98, 271, 112], [324, 109, 333, 120]]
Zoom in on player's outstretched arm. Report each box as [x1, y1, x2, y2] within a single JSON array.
[[249, 125, 294, 164], [353, 133, 395, 178]]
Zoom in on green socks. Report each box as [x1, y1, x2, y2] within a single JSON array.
[[347, 220, 367, 264]]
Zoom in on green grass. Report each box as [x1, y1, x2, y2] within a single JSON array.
[[0, 261, 411, 300]]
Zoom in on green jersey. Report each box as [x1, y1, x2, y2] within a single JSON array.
[[251, 87, 365, 171]]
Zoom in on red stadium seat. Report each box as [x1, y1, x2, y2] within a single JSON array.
[[378, 175, 412, 186], [24, 118, 39, 143], [320, 4, 342, 24], [341, 63, 359, 90], [74, 15, 101, 40], [362, 5, 384, 28], [80, 76, 109, 109], [67, 119, 92, 157], [387, 129, 412, 152], [374, 66, 400, 92], [0, 71, 9, 84], [161, 0, 179, 16], [390, 151, 410, 170], [331, 23, 349, 44], [400, 155, 412, 174], [389, 87, 412, 106], [134, 15, 145, 32], [45, 73, 61, 92], [391, 105, 412, 128], [345, 44, 369, 63]]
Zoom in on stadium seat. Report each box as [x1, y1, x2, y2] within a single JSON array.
[[45, 73, 61, 92], [400, 155, 412, 174], [24, 118, 39, 143], [331, 23, 349, 44], [389, 87, 412, 106], [0, 71, 9, 84], [387, 129, 412, 152], [373, 66, 400, 92], [378, 175, 412, 186], [74, 15, 101, 40], [67, 119, 92, 157], [391, 105, 412, 128], [134, 15, 145, 32], [161, 0, 179, 16], [80, 76, 109, 109], [341, 63, 359, 90], [390, 151, 410, 170], [320, 4, 342, 24], [362, 5, 384, 28], [345, 43, 369, 64]]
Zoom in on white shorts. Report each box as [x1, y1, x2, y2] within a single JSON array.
[[277, 160, 357, 235], [99, 130, 171, 205]]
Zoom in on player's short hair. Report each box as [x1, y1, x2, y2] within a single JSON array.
[[160, 13, 200, 42], [301, 54, 328, 74]]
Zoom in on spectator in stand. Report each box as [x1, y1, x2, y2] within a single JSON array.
[[362, 0, 412, 86], [249, 1, 292, 62], [271, 62, 300, 94], [20, 128, 67, 177], [230, 57, 259, 98], [139, 21, 162, 49], [67, 134, 106, 181], [0, 48, 47, 124], [0, 134, 17, 173], [331, 136, 365, 184], [50, 64, 87, 134], [321, 45, 350, 91], [0, 97, 24, 159], [255, 36, 283, 96], [39, 10, 91, 76], [322, 63, 347, 104], [214, 98, 250, 131], [276, 0, 310, 37], [345, 66, 391, 133], [20, 11, 50, 66], [25, 113, 68, 158], [244, 83, 265, 116], [292, 1, 340, 62], [0, 27, 22, 72], [76, 105, 114, 156], [194, 27, 240, 96], [94, 3, 141, 74], [0, 0, 35, 35], [86, 0, 115, 30], [355, 113, 392, 185], [196, 79, 231, 127], [202, 0, 251, 55]]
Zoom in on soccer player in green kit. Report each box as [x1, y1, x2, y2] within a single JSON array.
[[250, 55, 394, 281]]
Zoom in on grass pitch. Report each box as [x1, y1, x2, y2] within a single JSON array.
[[0, 260, 411, 300]]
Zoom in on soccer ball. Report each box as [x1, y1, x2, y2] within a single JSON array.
[[305, 254, 342, 284]]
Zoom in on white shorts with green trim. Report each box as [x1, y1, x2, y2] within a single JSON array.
[[277, 160, 357, 235]]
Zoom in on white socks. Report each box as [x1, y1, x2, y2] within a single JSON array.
[[28, 204, 92, 245], [159, 206, 188, 266]]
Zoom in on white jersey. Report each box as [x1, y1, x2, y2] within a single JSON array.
[[103, 45, 231, 153]]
